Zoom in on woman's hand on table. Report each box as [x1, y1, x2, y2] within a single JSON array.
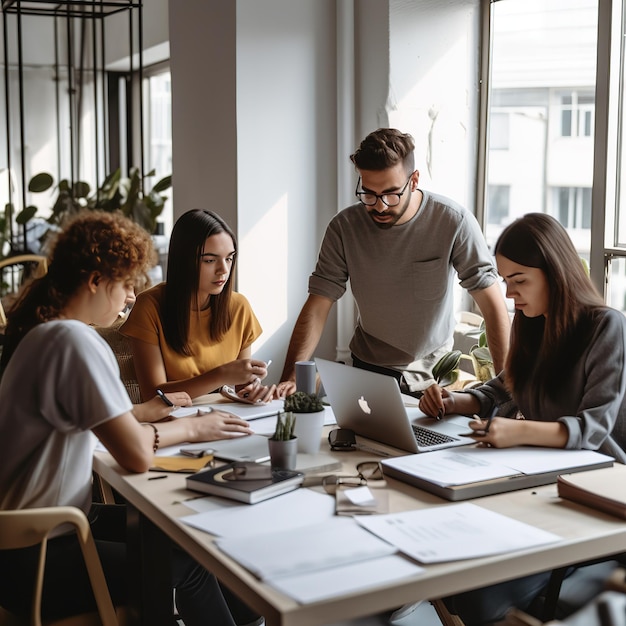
[[187, 409, 254, 441]]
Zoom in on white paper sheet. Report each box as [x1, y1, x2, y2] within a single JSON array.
[[180, 487, 335, 538], [171, 399, 285, 421], [355, 502, 561, 563], [267, 555, 423, 604], [216, 517, 397, 579]]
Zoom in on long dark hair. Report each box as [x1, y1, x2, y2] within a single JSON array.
[[162, 209, 236, 355], [0, 211, 154, 372], [496, 213, 604, 405]]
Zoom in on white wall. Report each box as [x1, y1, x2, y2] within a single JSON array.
[[166, 0, 483, 381], [235, 0, 338, 375]]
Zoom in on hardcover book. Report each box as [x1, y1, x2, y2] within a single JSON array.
[[186, 462, 304, 504], [557, 467, 626, 520]]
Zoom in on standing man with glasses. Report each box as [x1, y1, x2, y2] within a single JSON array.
[[278, 128, 510, 397]]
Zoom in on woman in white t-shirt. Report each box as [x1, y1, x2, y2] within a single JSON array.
[[0, 211, 260, 626]]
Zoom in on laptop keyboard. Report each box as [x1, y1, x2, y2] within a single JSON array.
[[412, 425, 456, 447]]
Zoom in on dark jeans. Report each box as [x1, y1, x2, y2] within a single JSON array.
[[442, 570, 557, 626], [0, 504, 258, 626]]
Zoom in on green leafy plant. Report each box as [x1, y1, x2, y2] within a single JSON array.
[[271, 412, 296, 441], [431, 349, 463, 386], [15, 167, 171, 253], [283, 391, 324, 413], [432, 323, 495, 386]]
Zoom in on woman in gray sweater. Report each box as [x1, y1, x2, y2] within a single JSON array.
[[420, 212, 626, 625]]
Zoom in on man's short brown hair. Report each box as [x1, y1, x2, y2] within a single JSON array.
[[350, 128, 415, 173]]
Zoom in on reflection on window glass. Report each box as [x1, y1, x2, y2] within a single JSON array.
[[560, 92, 594, 138], [607, 256, 626, 312], [145, 70, 173, 235], [555, 187, 592, 229], [487, 185, 510, 225], [489, 112, 510, 150], [485, 0, 597, 261], [617, 3, 626, 247]]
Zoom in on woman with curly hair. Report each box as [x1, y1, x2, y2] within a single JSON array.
[[0, 211, 260, 625]]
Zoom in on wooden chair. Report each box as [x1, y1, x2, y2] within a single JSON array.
[[431, 599, 466, 626], [94, 321, 142, 404], [0, 254, 49, 326], [0, 506, 127, 626]]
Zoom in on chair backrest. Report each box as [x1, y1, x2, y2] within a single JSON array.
[[95, 322, 142, 404], [0, 255, 49, 326], [0, 506, 119, 626]]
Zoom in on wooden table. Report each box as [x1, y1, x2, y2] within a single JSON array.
[[93, 438, 626, 626]]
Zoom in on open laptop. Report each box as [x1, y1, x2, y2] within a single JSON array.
[[315, 358, 476, 453]]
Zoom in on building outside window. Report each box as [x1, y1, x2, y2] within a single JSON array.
[[484, 0, 597, 283]]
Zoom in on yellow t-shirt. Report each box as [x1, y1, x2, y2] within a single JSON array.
[[121, 283, 262, 382]]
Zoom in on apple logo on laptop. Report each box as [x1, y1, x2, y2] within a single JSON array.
[[358, 395, 372, 414]]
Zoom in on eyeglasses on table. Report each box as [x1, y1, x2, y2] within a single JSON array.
[[320, 461, 386, 495]]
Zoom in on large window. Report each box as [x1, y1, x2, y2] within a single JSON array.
[[143, 64, 173, 235], [483, 0, 597, 285]]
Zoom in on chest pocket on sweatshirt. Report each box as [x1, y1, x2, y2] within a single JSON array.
[[410, 257, 447, 301]]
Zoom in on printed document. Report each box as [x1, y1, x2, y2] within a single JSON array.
[[382, 447, 614, 487], [216, 517, 424, 604], [356, 502, 561, 563]]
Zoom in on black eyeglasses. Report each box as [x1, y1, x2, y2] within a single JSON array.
[[321, 461, 385, 495], [355, 172, 415, 207]]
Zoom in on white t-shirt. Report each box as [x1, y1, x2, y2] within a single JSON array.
[[0, 320, 132, 514]]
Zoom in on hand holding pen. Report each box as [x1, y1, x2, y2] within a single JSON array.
[[137, 389, 191, 423], [156, 388, 174, 407], [465, 405, 498, 438]]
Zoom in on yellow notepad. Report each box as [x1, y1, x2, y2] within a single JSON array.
[[150, 455, 214, 473]]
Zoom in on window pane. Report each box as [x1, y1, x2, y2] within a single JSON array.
[[616, 4, 626, 247], [607, 256, 626, 311], [485, 0, 598, 259], [144, 69, 173, 236]]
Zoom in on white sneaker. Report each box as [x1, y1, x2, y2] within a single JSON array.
[[388, 601, 427, 625]]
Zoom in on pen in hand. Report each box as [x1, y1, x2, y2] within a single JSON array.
[[461, 405, 498, 438], [482, 405, 498, 434], [156, 388, 174, 407]]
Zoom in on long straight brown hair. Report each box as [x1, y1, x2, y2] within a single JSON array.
[[495, 213, 605, 405], [162, 210, 236, 355]]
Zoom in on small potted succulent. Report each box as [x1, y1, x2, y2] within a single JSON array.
[[284, 391, 324, 414], [284, 391, 325, 455], [268, 411, 297, 469]]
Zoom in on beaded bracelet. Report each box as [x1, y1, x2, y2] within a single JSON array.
[[143, 423, 160, 452]]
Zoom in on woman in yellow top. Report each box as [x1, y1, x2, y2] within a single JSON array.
[[122, 209, 274, 402]]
